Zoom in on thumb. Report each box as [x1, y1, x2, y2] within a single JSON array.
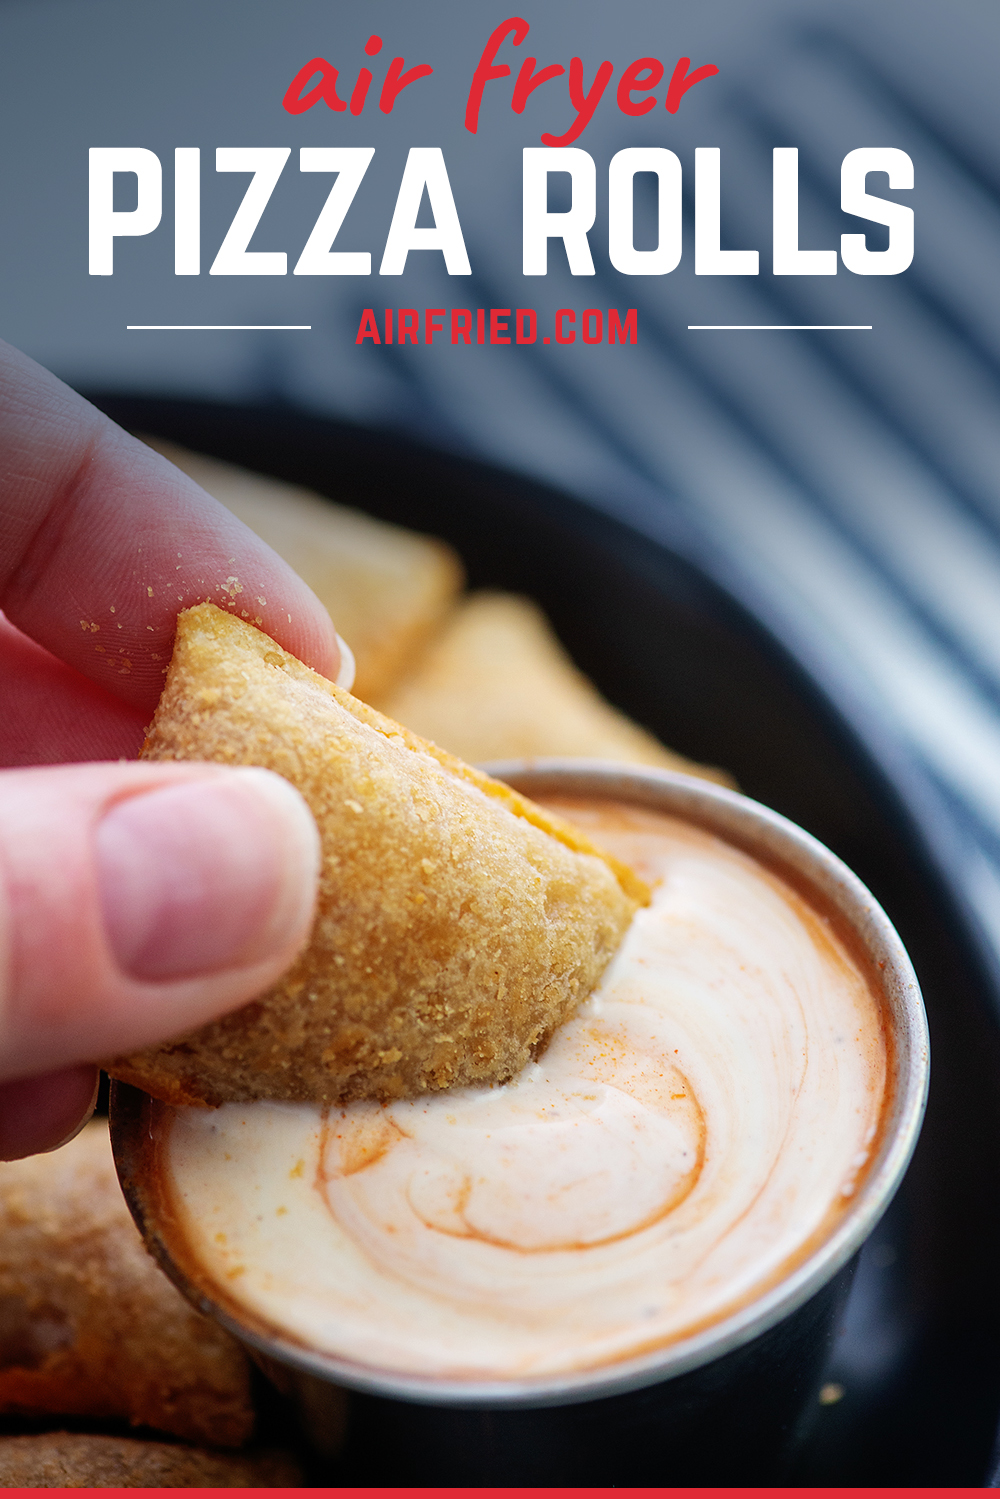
[[0, 761, 320, 1158]]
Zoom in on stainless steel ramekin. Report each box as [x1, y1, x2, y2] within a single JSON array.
[[110, 763, 929, 1479]]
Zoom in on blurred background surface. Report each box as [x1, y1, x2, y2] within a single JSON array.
[[3, 0, 1000, 1483]]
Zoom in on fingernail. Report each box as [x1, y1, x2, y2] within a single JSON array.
[[41, 1067, 101, 1153], [0, 1066, 99, 1161], [96, 769, 320, 981], [335, 633, 356, 692]]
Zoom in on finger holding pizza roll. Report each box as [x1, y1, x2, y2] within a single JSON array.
[[0, 758, 321, 1159]]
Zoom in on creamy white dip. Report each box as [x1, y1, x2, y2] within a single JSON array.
[[163, 798, 886, 1379]]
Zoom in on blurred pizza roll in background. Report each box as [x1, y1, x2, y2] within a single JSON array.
[[110, 603, 646, 1109], [0, 1432, 301, 1488], [0, 1122, 253, 1447], [141, 441, 731, 786], [143, 438, 464, 702], [377, 591, 734, 784]]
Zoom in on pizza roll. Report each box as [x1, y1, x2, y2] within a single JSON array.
[[0, 1122, 252, 1446], [377, 591, 735, 784], [0, 1432, 300, 1488], [109, 603, 646, 1108], [143, 437, 463, 702]]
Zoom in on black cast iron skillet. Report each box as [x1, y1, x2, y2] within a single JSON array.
[[88, 393, 1000, 1486]]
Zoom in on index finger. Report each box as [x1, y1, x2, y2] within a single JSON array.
[[0, 340, 340, 713]]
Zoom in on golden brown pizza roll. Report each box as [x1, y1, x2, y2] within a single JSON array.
[[142, 437, 464, 701], [0, 1432, 301, 1488], [376, 591, 735, 785], [108, 603, 647, 1108], [0, 1122, 253, 1447]]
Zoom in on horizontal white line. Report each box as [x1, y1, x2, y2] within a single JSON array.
[[126, 324, 312, 331], [688, 324, 873, 331]]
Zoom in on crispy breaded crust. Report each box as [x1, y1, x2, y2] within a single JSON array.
[[108, 603, 646, 1107], [378, 591, 736, 785], [0, 1122, 252, 1446], [0, 1432, 300, 1488], [143, 438, 464, 700]]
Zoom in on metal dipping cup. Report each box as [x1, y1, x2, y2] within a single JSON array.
[[110, 763, 929, 1486]]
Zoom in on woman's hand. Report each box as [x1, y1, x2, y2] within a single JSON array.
[[0, 340, 339, 1158]]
